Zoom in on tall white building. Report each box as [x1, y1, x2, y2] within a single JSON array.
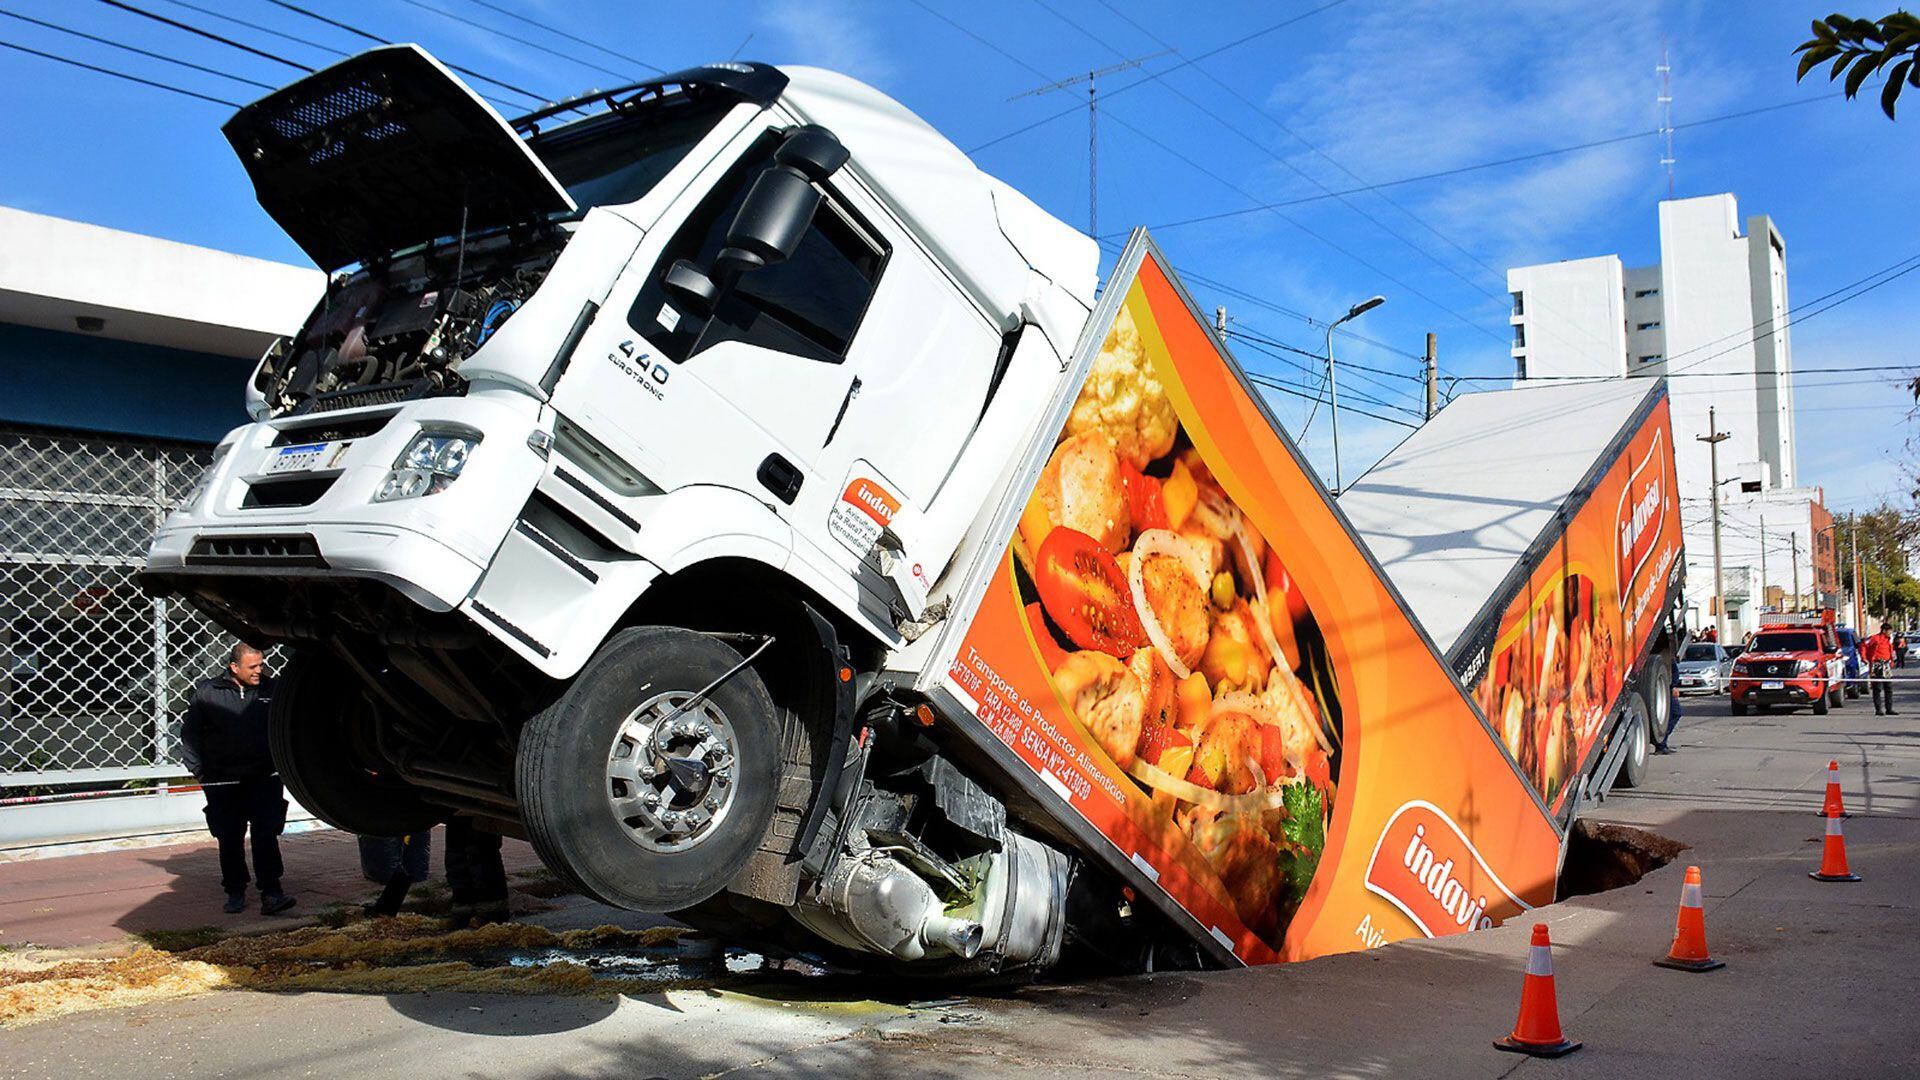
[[1506, 193, 1807, 638]]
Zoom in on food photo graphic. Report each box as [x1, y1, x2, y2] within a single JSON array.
[[1007, 301, 1343, 948]]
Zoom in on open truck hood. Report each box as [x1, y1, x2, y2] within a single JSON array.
[[224, 44, 575, 271]]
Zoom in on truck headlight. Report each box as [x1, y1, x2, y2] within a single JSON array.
[[1794, 659, 1817, 675], [374, 430, 480, 502]]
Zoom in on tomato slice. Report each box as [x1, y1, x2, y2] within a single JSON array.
[[1120, 465, 1169, 532], [1035, 528, 1146, 656]]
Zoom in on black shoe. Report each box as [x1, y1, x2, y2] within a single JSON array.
[[261, 892, 297, 916], [1888, 709, 1900, 716], [223, 893, 246, 914]]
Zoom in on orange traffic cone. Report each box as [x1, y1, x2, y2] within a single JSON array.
[[1810, 809, 1861, 882], [1817, 760, 1849, 818], [1494, 923, 1582, 1057], [1654, 865, 1725, 971]]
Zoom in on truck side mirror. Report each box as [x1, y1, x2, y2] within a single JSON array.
[[664, 126, 848, 318]]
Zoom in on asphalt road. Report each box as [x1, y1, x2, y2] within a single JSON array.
[[5, 668, 1918, 1079]]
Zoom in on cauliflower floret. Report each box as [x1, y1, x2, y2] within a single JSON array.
[[1065, 306, 1178, 469]]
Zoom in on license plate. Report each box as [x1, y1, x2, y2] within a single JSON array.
[[1761, 680, 1784, 690], [266, 441, 347, 475]]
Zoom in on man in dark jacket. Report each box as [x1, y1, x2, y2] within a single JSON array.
[[180, 643, 296, 915]]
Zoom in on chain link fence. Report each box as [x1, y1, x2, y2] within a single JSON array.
[[0, 425, 247, 789]]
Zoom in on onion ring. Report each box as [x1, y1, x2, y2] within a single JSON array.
[[1125, 757, 1294, 815]]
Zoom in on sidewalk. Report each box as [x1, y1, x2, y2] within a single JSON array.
[[0, 826, 544, 950]]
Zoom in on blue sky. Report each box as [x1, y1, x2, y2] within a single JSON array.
[[1, 0, 1913, 510]]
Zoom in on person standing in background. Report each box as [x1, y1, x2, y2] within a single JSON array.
[[1862, 623, 1897, 716], [181, 643, 296, 915]]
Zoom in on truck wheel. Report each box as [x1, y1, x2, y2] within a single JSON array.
[[1829, 682, 1844, 709], [1615, 691, 1651, 789], [516, 626, 782, 912], [1643, 660, 1673, 745], [1813, 688, 1830, 715], [268, 648, 440, 837]]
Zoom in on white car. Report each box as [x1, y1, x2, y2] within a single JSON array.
[[1675, 642, 1732, 694]]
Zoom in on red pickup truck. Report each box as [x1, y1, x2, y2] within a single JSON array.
[[1730, 616, 1844, 716]]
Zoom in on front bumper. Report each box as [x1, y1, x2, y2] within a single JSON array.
[[140, 393, 547, 623], [1730, 679, 1821, 707]]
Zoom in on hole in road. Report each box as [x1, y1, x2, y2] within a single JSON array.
[[1556, 819, 1689, 900]]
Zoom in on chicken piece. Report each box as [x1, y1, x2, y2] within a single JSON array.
[[1027, 430, 1132, 554], [1190, 706, 1263, 795], [1052, 650, 1147, 770], [1200, 599, 1274, 693], [1128, 647, 1178, 731], [1138, 545, 1211, 671], [1064, 306, 1178, 469]]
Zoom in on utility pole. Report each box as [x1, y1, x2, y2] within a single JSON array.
[[1424, 333, 1438, 420], [1759, 516, 1768, 614], [1843, 511, 1858, 622], [1699, 407, 1731, 643], [1012, 50, 1171, 236], [1789, 530, 1801, 613]]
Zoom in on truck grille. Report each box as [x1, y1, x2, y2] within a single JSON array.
[[186, 534, 328, 568], [1747, 660, 1794, 677]]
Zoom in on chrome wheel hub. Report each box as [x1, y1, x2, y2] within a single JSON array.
[[605, 691, 739, 853]]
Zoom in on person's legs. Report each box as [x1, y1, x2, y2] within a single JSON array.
[[244, 776, 287, 894], [203, 786, 250, 899], [444, 817, 507, 920], [1872, 663, 1894, 714]]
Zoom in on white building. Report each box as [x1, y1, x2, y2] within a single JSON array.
[[1507, 193, 1801, 638]]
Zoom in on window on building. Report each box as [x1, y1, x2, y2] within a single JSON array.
[[1512, 323, 1526, 347], [1510, 291, 1524, 316], [1515, 357, 1528, 380], [1633, 287, 1659, 298], [1637, 354, 1663, 364], [1636, 321, 1661, 331]]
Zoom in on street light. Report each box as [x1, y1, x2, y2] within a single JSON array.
[[1324, 294, 1385, 493]]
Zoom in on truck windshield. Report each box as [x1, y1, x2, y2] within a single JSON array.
[[531, 98, 732, 211], [1754, 632, 1819, 652]]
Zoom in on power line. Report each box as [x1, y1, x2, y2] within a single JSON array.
[[1665, 256, 1920, 376], [1090, 233, 1425, 361], [395, 0, 632, 83], [0, 6, 274, 90], [0, 35, 239, 106], [1229, 333, 1426, 417], [1042, 0, 1509, 355], [155, 0, 345, 59], [262, 0, 554, 108], [94, 0, 311, 73], [1124, 90, 1848, 237], [967, 0, 1350, 155], [454, 0, 663, 75], [1246, 371, 1419, 428], [1456, 363, 1918, 383], [1102, 111, 1506, 346]]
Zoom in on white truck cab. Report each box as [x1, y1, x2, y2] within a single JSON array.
[[145, 46, 1099, 973]]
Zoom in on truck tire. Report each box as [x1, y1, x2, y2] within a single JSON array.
[[1813, 687, 1830, 715], [1615, 691, 1651, 789], [1643, 660, 1673, 746], [267, 648, 440, 837], [1829, 681, 1844, 709], [516, 626, 783, 912]]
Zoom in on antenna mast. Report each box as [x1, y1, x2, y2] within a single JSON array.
[[1012, 49, 1173, 235], [1658, 42, 1675, 198]]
